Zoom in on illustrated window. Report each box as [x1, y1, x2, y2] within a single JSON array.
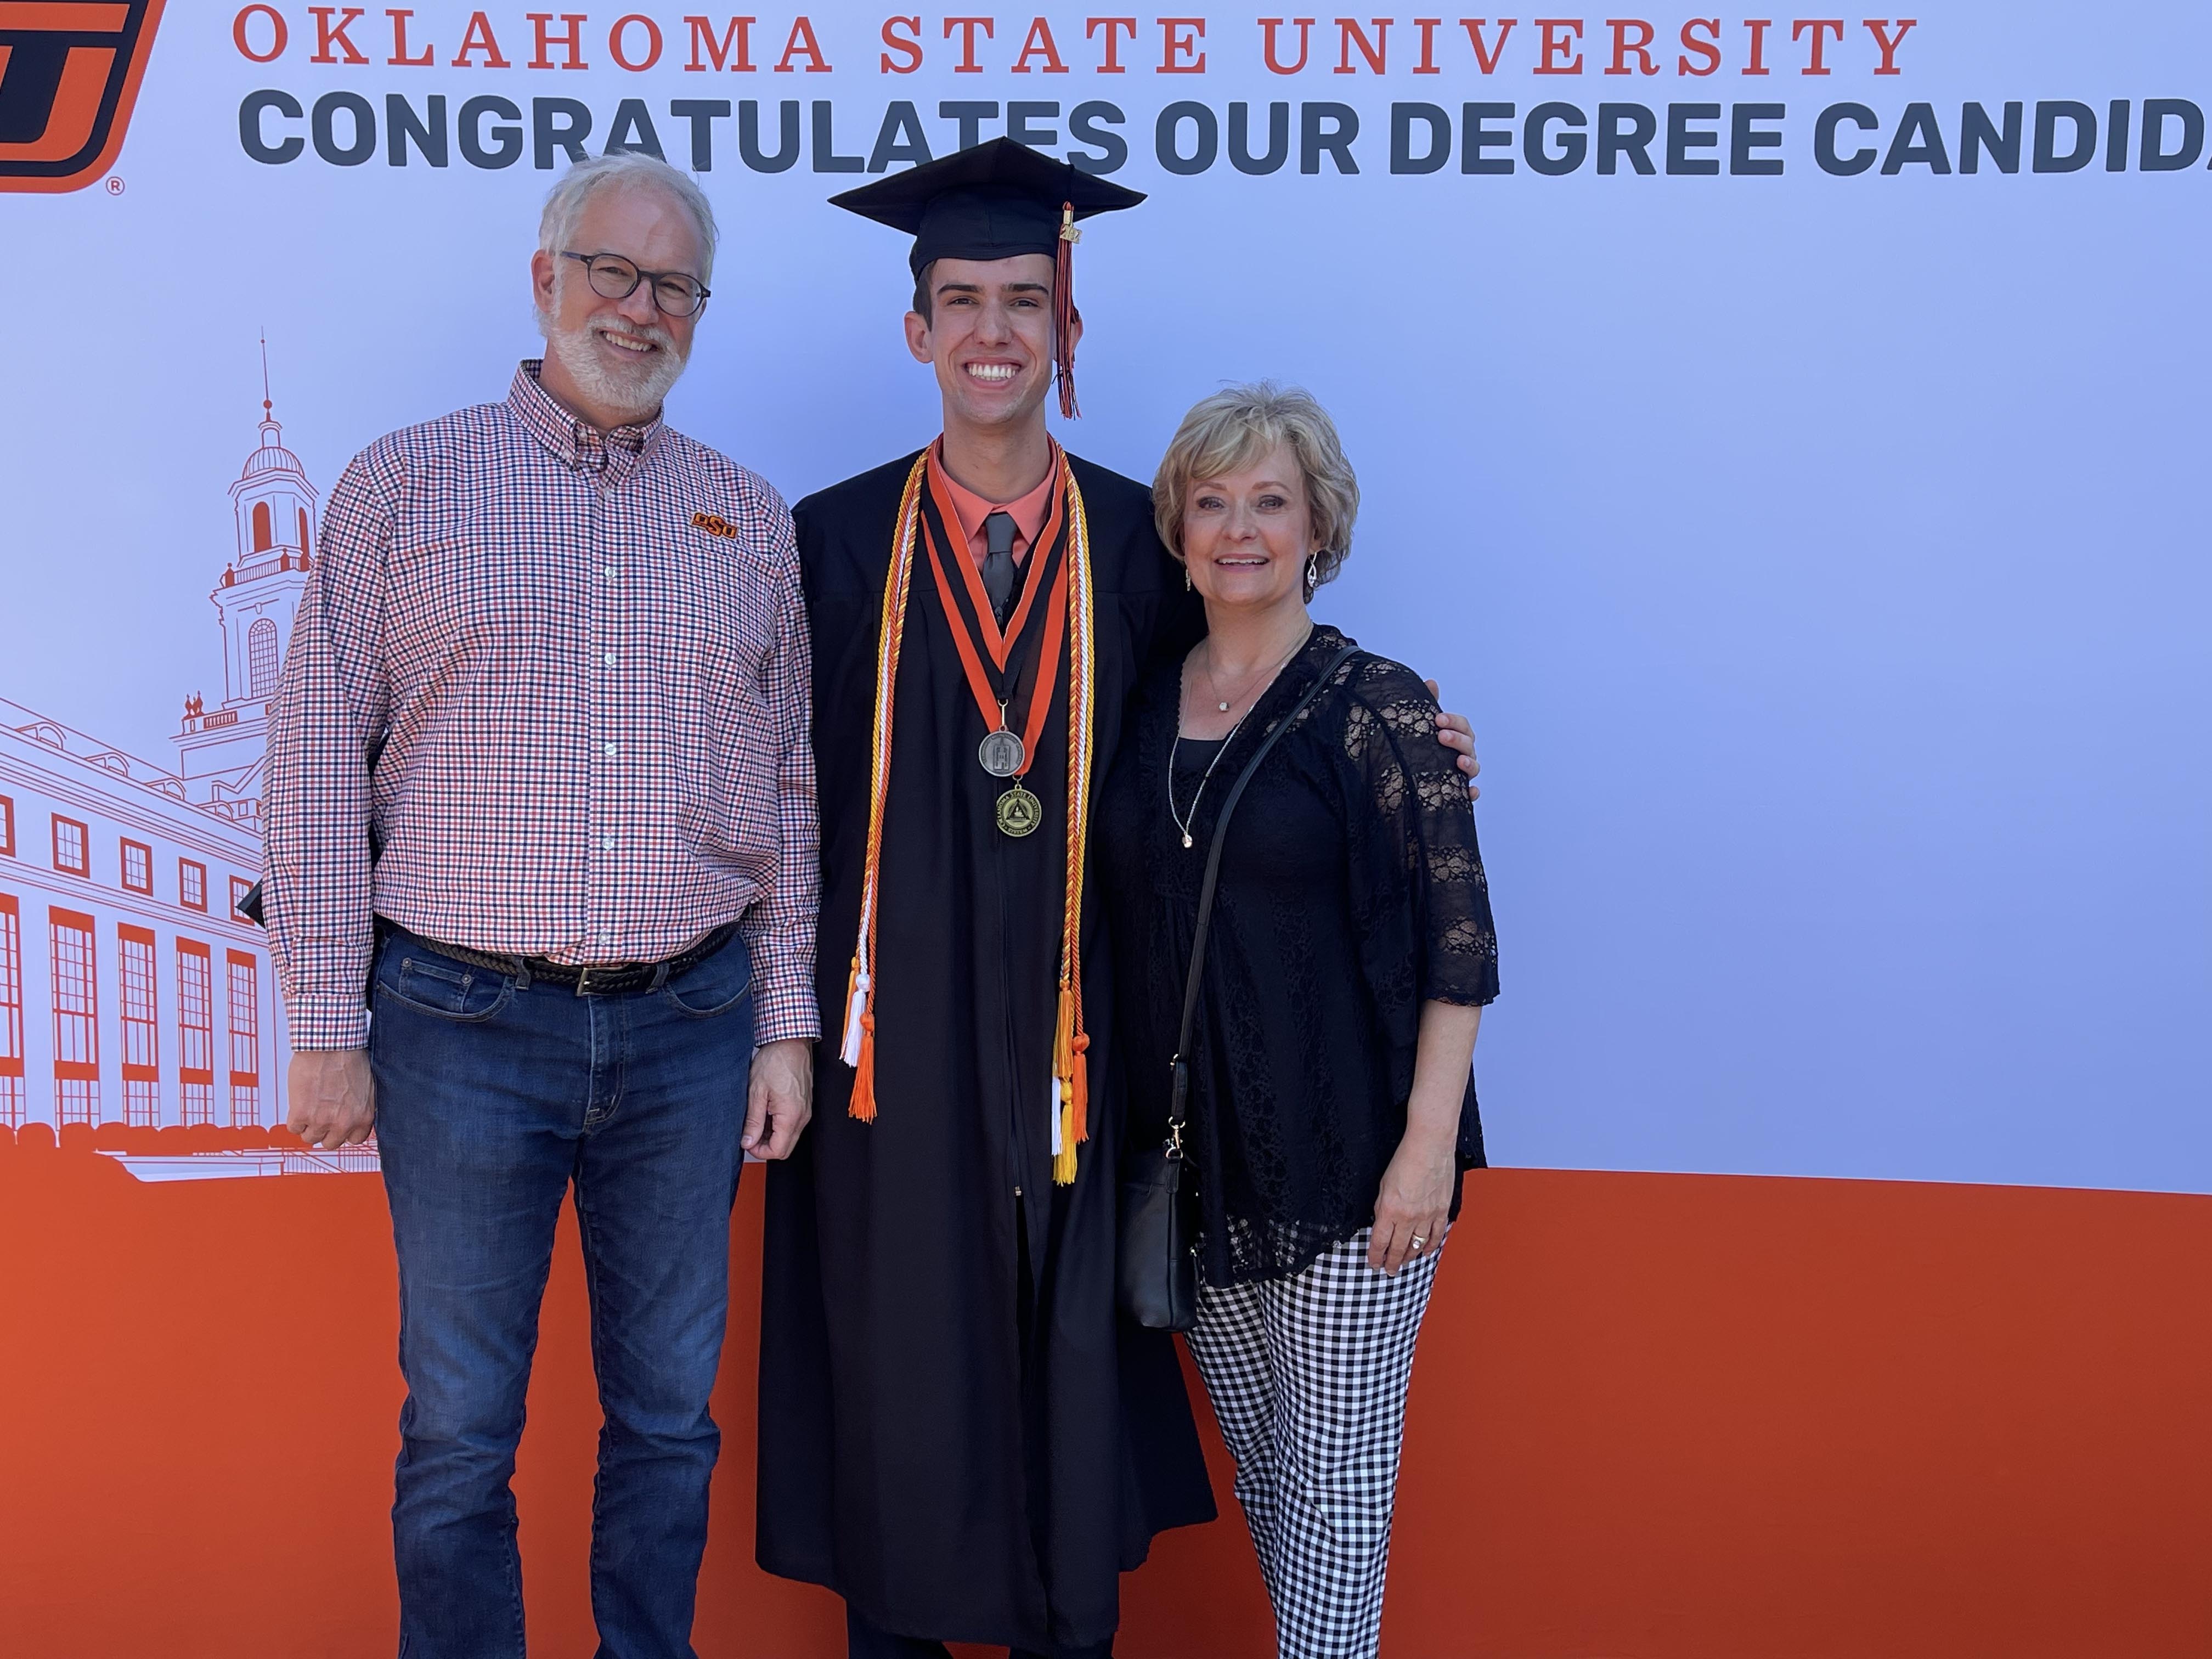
[[227, 950, 261, 1127], [179, 859, 207, 912], [121, 839, 153, 895], [52, 816, 88, 877], [230, 876, 255, 919], [247, 618, 279, 696], [50, 908, 100, 1126], [120, 924, 159, 1126], [177, 939, 215, 1126], [0, 895, 22, 1128], [0, 795, 14, 858]]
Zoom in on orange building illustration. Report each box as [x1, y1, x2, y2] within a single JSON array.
[[0, 380, 373, 1177]]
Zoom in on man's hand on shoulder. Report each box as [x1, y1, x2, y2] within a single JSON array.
[[289, 1049, 376, 1149], [744, 1038, 815, 1160], [1425, 678, 1482, 799]]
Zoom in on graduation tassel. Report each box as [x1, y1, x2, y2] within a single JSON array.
[[1054, 202, 1081, 421]]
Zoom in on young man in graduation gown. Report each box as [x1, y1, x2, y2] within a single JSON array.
[[755, 139, 1479, 1659]]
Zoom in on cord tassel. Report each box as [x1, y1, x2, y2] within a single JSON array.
[[1051, 981, 1087, 1185], [839, 956, 867, 1066], [850, 1011, 878, 1122], [1051, 980, 1091, 1186], [842, 955, 878, 1120]]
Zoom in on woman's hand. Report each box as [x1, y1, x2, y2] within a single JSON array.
[[1370, 1134, 1455, 1274], [1424, 678, 1480, 799], [1373, 1000, 1484, 1273]]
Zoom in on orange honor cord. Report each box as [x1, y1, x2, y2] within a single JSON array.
[[1051, 470, 1097, 1184], [845, 448, 1097, 1187], [839, 454, 929, 1121]]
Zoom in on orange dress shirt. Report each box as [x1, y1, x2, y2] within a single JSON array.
[[933, 439, 1054, 570]]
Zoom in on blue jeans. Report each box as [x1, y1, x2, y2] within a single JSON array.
[[369, 926, 757, 1659]]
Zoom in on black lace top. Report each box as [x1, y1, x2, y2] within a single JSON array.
[[1099, 625, 1500, 1286]]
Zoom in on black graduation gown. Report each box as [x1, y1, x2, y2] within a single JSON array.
[[758, 450, 1216, 1652]]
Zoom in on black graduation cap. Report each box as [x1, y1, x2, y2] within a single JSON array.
[[830, 138, 1146, 418]]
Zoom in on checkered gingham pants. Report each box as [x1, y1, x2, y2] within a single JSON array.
[[1184, 1227, 1445, 1659]]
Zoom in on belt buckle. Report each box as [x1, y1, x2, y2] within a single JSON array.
[[574, 964, 603, 997]]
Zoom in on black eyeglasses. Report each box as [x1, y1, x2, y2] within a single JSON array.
[[561, 251, 711, 318]]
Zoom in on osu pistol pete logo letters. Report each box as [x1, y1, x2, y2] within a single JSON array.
[[0, 0, 164, 191]]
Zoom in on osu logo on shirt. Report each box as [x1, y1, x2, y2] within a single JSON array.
[[0, 0, 165, 192]]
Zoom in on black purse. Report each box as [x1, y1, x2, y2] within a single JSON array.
[[1119, 641, 1359, 1331]]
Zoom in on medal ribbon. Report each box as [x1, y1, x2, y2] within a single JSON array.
[[840, 445, 1098, 1186], [917, 447, 1070, 780]]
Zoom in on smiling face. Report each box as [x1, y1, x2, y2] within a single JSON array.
[[1180, 441, 1323, 612], [904, 253, 1078, 437], [531, 179, 704, 427]]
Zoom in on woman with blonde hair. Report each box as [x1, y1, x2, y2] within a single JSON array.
[[1101, 383, 1498, 1659]]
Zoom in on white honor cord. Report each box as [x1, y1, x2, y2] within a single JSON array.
[[1049, 1076, 1065, 1156], [839, 969, 870, 1067], [840, 889, 877, 1067]]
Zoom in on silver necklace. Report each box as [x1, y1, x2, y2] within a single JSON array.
[[1200, 641, 1285, 715], [1166, 629, 1312, 850]]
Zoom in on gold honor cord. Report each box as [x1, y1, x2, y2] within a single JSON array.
[[1051, 479, 1097, 1184], [838, 454, 927, 1123], [842, 450, 1099, 1186]]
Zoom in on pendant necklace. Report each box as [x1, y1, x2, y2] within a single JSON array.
[[1200, 638, 1295, 715], [1166, 720, 1244, 850], [1167, 629, 1313, 850]]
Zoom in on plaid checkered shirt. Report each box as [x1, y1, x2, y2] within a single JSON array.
[[263, 362, 819, 1051]]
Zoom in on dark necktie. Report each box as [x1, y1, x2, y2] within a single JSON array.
[[981, 510, 1018, 627]]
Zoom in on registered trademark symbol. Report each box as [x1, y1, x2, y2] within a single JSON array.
[[105, 176, 125, 195]]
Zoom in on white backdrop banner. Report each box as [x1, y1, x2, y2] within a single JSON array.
[[2, 2, 2205, 1189]]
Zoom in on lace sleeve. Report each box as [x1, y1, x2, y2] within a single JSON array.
[[1341, 658, 1500, 1008]]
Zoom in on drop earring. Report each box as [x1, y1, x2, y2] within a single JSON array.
[[1303, 554, 1319, 601], [1184, 562, 1192, 591]]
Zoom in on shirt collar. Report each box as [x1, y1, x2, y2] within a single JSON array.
[[932, 438, 1057, 560], [507, 359, 663, 483]]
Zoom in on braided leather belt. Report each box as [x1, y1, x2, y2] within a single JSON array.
[[402, 922, 740, 996]]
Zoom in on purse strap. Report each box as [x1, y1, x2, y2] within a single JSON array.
[[1166, 639, 1360, 1141]]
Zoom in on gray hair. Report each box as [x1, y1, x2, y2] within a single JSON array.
[[538, 151, 719, 285], [1153, 382, 1361, 587]]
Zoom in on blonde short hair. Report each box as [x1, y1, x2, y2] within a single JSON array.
[[1152, 382, 1361, 588]]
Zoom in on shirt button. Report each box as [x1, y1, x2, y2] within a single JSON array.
[[602, 566, 617, 580], [603, 742, 618, 757], [602, 837, 616, 851], [603, 652, 617, 667]]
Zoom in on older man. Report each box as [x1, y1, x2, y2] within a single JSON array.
[[263, 152, 816, 1659]]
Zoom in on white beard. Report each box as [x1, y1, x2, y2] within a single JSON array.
[[539, 300, 688, 422]]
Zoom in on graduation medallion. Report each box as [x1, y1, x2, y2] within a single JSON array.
[[978, 726, 1026, 778], [996, 784, 1043, 838]]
